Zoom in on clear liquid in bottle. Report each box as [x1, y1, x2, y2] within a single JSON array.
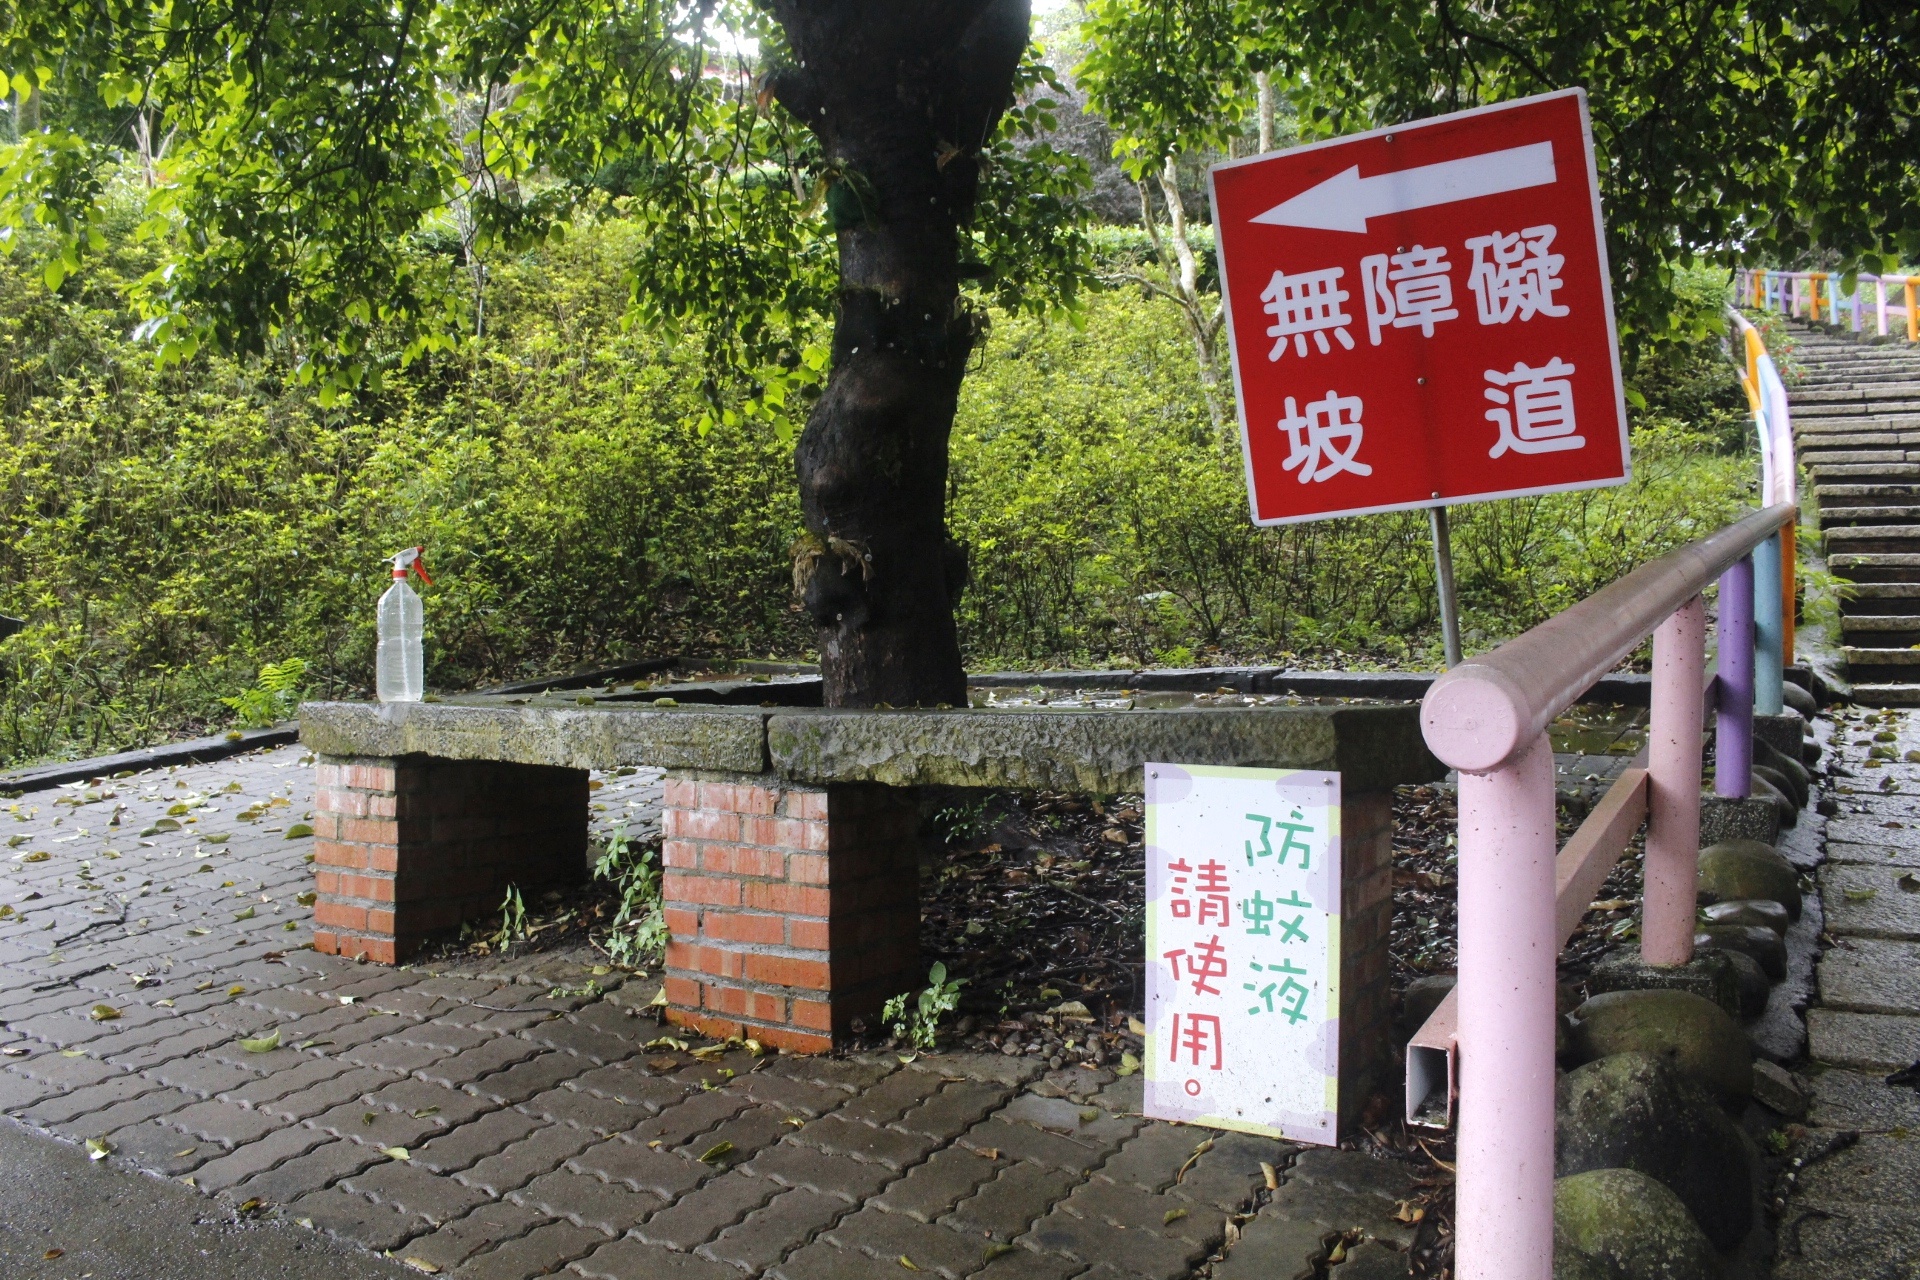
[[375, 577, 424, 702]]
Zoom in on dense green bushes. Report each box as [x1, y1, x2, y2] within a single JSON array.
[[0, 214, 1754, 767]]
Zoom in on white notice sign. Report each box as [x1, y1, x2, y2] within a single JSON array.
[[1144, 763, 1341, 1145]]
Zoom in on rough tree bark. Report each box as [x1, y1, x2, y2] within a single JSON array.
[[767, 0, 1030, 708]]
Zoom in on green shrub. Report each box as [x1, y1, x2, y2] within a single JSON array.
[[0, 196, 1758, 767]]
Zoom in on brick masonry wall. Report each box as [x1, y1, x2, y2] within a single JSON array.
[[311, 756, 588, 963], [1338, 790, 1396, 1134], [660, 772, 922, 1054]]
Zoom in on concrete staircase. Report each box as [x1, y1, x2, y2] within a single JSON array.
[[1795, 326, 1920, 703]]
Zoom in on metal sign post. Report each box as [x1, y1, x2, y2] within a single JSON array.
[[1429, 506, 1463, 667]]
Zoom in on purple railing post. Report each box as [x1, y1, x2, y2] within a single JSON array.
[[1644, 596, 1706, 965], [1455, 733, 1558, 1280], [1716, 556, 1755, 798]]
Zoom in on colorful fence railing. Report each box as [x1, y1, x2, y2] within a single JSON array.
[[1738, 266, 1920, 342], [1402, 307, 1801, 1277]]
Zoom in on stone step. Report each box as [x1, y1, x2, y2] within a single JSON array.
[[1841, 617, 1920, 647], [1793, 403, 1920, 421], [1793, 386, 1920, 403], [1825, 527, 1920, 554], [1809, 463, 1920, 481], [1846, 683, 1920, 707], [1797, 433, 1920, 450], [1799, 449, 1911, 466], [1797, 418, 1920, 433], [1816, 483, 1920, 505], [1841, 649, 1920, 686], [1838, 583, 1920, 614], [1829, 553, 1920, 583], [1818, 506, 1920, 527]]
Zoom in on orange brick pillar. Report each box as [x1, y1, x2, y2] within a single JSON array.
[[311, 756, 588, 963], [660, 773, 922, 1052]]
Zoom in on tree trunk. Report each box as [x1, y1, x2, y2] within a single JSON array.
[[768, 0, 1029, 708]]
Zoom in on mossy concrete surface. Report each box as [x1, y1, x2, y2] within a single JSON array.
[[300, 699, 1445, 794]]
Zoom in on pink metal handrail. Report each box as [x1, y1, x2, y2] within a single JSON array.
[[1417, 500, 1795, 1280], [1423, 503, 1795, 773]]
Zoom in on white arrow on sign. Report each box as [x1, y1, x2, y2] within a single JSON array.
[[1250, 141, 1557, 233]]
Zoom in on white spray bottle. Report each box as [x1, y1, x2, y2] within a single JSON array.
[[376, 547, 432, 703]]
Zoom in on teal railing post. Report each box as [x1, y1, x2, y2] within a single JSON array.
[[1754, 530, 1784, 716]]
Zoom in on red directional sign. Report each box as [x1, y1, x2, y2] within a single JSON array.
[[1210, 89, 1629, 525]]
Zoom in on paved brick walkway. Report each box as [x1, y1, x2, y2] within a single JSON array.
[[0, 746, 1428, 1279], [1773, 707, 1920, 1280]]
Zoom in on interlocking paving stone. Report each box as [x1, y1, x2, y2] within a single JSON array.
[[690, 1104, 819, 1166], [290, 1184, 423, 1252], [872, 1145, 1006, 1222], [458, 1220, 609, 1280], [103, 1116, 219, 1176], [513, 1167, 662, 1236], [743, 1142, 899, 1202], [343, 1155, 494, 1226], [310, 1098, 449, 1151], [736, 1069, 850, 1119], [943, 1160, 1080, 1241], [366, 1073, 492, 1127], [831, 1066, 942, 1126], [259, 1066, 398, 1121], [1020, 1200, 1208, 1280], [232, 1137, 385, 1205], [973, 1246, 1088, 1280], [17, 1072, 167, 1125], [568, 1060, 690, 1111], [416, 1035, 547, 1089], [568, 1135, 711, 1200], [573, 1234, 745, 1280], [467, 1051, 597, 1106], [824, 1205, 996, 1278], [896, 1078, 1015, 1140], [771, 1239, 929, 1280], [631, 1169, 783, 1250], [456, 1121, 602, 1196], [628, 1087, 754, 1147], [0, 1068, 61, 1112], [395, 1200, 551, 1272], [699, 1185, 847, 1272], [996, 1093, 1139, 1148], [1059, 1176, 1223, 1252], [518, 1084, 657, 1136], [9, 1047, 129, 1090], [189, 1120, 332, 1190], [959, 1116, 1112, 1174], [218, 1055, 355, 1107], [48, 1082, 197, 1139], [413, 1106, 546, 1174], [164, 1096, 291, 1148]]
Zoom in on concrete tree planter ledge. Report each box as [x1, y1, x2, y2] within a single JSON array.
[[299, 697, 1442, 1123]]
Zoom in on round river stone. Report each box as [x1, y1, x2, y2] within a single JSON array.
[[1556, 1050, 1755, 1249], [1554, 1168, 1721, 1280], [1697, 840, 1801, 920], [1699, 898, 1791, 937], [1566, 989, 1753, 1108], [1781, 681, 1818, 719], [1694, 924, 1787, 980], [1752, 763, 1801, 812]]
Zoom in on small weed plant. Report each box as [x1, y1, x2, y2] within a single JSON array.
[[220, 658, 309, 729], [884, 962, 966, 1050], [495, 884, 529, 950], [593, 823, 668, 967]]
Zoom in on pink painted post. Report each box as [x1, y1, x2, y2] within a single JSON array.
[[1643, 596, 1706, 965], [1454, 733, 1559, 1280]]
